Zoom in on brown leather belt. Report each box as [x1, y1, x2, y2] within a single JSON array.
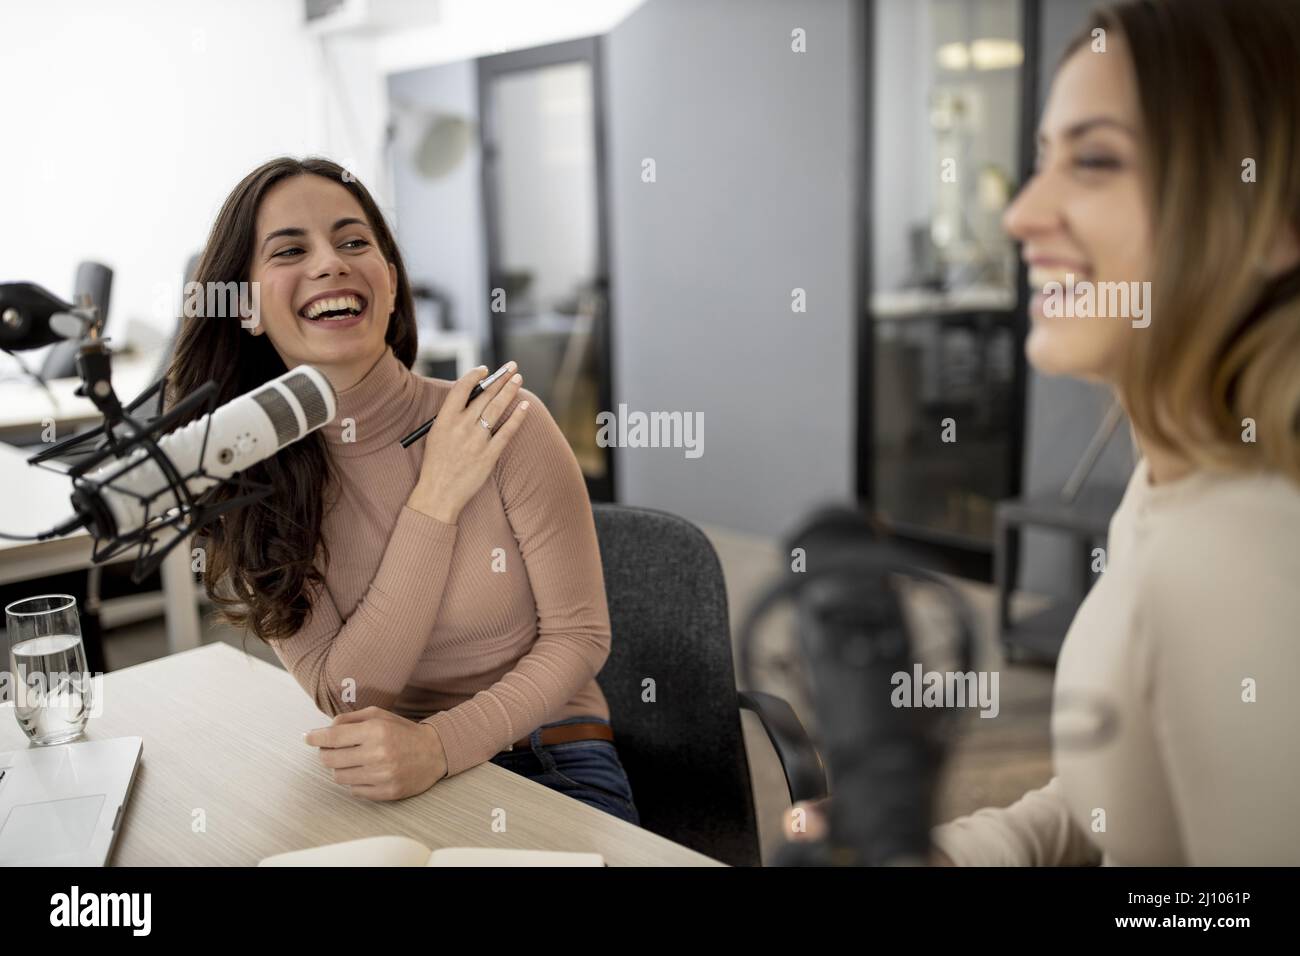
[[503, 721, 614, 753]]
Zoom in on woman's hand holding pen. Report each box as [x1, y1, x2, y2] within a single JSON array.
[[406, 361, 528, 524]]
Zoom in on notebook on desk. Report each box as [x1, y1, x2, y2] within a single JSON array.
[[259, 835, 604, 867]]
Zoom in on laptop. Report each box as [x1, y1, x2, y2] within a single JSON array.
[[0, 735, 143, 866]]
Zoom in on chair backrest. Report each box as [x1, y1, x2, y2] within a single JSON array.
[[591, 503, 761, 867], [141, 252, 202, 420]]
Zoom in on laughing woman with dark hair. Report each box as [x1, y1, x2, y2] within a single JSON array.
[[165, 157, 638, 824]]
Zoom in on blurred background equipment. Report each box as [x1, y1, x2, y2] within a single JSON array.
[[739, 503, 978, 866], [994, 398, 1126, 663]]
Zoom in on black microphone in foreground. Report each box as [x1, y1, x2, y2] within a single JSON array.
[[0, 282, 101, 351]]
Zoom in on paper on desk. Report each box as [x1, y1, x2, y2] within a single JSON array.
[[259, 835, 604, 867]]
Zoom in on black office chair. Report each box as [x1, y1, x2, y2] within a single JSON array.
[[137, 251, 202, 420], [591, 503, 827, 867]]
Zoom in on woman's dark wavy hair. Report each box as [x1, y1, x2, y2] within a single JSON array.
[[164, 156, 417, 642]]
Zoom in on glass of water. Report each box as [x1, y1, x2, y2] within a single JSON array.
[[5, 594, 93, 746]]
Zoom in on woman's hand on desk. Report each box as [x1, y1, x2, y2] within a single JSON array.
[[406, 362, 530, 524], [305, 706, 449, 801]]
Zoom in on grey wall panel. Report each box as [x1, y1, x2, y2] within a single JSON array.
[[604, 0, 862, 537]]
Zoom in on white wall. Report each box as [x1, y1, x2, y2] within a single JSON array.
[[0, 0, 387, 353], [1, 0, 633, 360]]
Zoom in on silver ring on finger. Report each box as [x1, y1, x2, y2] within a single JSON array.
[[478, 415, 493, 432]]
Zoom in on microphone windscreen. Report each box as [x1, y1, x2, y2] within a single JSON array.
[[282, 368, 333, 431], [247, 365, 337, 449]]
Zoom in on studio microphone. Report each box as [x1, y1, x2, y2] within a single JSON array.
[[0, 282, 99, 350], [69, 365, 337, 543]]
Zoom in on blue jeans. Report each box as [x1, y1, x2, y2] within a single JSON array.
[[489, 715, 640, 826]]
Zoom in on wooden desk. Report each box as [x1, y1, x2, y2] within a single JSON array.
[[0, 643, 721, 866], [0, 353, 162, 443]]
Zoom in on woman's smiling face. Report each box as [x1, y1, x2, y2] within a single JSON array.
[[248, 173, 398, 391], [1002, 35, 1152, 383]]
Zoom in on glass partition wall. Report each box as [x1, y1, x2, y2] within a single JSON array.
[[866, 0, 1032, 575], [479, 38, 615, 501]]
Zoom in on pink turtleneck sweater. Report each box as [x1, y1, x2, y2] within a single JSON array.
[[267, 347, 612, 777]]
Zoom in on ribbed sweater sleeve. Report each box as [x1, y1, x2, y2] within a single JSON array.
[[420, 391, 612, 776], [269, 505, 459, 715], [930, 776, 1102, 866]]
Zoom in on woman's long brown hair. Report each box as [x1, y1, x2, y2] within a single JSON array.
[[165, 157, 417, 642]]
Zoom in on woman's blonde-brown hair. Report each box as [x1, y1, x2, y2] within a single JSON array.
[[1067, 0, 1300, 483]]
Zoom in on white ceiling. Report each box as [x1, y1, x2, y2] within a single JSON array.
[[374, 0, 648, 74]]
